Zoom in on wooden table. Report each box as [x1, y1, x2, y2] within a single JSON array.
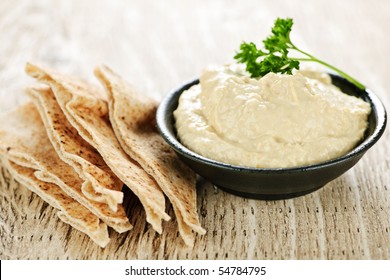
[[1, 0, 389, 260]]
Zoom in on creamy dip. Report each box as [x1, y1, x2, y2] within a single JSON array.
[[174, 65, 371, 168]]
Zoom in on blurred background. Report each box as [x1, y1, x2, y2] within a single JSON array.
[[0, 0, 389, 111]]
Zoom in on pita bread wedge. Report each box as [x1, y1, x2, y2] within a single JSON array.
[[25, 63, 170, 233], [94, 65, 205, 246], [0, 103, 132, 233], [2, 159, 110, 248], [26, 85, 123, 212]]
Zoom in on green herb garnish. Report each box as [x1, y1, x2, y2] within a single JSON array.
[[234, 18, 365, 90]]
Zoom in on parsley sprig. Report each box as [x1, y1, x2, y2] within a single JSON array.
[[234, 18, 365, 90]]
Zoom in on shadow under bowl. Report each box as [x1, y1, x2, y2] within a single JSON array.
[[156, 75, 387, 200]]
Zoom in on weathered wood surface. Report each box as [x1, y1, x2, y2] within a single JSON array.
[[0, 0, 389, 259]]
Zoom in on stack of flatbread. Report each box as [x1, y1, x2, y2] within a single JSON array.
[[0, 63, 205, 248]]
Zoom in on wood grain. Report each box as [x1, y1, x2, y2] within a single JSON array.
[[0, 0, 389, 259]]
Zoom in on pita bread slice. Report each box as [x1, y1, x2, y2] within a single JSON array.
[[2, 159, 110, 248], [26, 85, 123, 212], [25, 63, 170, 233], [0, 103, 132, 233], [94, 65, 206, 246]]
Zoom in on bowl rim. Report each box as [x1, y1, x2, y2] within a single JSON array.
[[157, 76, 387, 174]]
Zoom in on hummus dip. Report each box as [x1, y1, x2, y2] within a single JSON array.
[[174, 65, 371, 168]]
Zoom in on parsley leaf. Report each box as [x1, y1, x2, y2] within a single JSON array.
[[234, 18, 365, 90]]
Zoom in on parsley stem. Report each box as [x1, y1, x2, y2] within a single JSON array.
[[289, 43, 365, 90], [235, 18, 366, 90]]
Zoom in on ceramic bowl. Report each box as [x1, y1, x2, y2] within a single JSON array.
[[156, 75, 387, 199]]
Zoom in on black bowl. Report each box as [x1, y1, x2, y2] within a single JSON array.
[[156, 75, 387, 200]]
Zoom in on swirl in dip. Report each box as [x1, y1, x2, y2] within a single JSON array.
[[173, 65, 371, 168]]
